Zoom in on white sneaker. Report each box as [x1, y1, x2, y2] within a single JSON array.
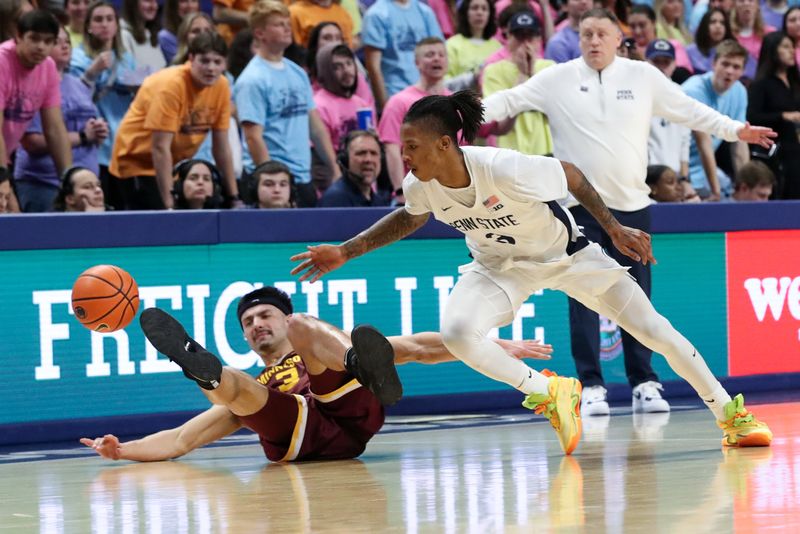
[[632, 381, 670, 413], [581, 385, 610, 416]]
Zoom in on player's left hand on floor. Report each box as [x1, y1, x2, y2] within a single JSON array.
[[80, 434, 122, 460]]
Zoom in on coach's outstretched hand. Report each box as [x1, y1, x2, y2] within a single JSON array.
[[609, 225, 657, 266], [81, 434, 122, 460], [290, 244, 347, 282], [737, 122, 777, 148]]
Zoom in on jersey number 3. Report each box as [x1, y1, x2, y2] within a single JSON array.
[[275, 368, 300, 392]]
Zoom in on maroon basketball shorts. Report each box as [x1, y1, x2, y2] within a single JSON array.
[[239, 369, 385, 462]]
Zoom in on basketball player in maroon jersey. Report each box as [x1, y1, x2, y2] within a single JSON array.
[[81, 286, 552, 462]]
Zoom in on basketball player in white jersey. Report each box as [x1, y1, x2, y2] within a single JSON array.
[[290, 91, 772, 453]]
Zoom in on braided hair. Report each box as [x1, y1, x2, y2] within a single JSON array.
[[403, 90, 485, 145]]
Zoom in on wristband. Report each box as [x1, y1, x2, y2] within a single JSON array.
[[79, 130, 89, 146]]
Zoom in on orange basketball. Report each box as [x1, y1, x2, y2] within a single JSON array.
[[71, 265, 140, 332]]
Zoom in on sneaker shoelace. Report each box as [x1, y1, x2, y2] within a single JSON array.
[[723, 394, 756, 427], [525, 395, 561, 431]]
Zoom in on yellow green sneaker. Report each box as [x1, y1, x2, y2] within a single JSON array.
[[718, 394, 772, 447], [523, 372, 582, 455]]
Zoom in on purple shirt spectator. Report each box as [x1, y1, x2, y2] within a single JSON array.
[[686, 43, 758, 79], [544, 26, 580, 63], [14, 74, 100, 187], [760, 2, 786, 29], [158, 29, 179, 64]]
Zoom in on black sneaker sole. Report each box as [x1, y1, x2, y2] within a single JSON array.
[[140, 308, 222, 389], [351, 324, 402, 406]]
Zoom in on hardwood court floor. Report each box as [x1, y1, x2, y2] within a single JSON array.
[[1, 401, 798, 533]]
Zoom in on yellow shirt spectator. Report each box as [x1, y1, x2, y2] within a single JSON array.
[[446, 33, 501, 78], [483, 58, 554, 155]]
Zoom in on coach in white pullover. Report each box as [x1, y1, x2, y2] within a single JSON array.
[[483, 7, 775, 416]]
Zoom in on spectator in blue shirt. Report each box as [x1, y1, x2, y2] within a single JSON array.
[[362, 0, 444, 111], [234, 0, 340, 207], [682, 39, 750, 200]]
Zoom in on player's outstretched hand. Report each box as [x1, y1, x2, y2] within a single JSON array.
[[290, 244, 347, 282], [80, 434, 122, 460], [495, 338, 553, 360], [610, 225, 657, 265], [737, 122, 777, 148]]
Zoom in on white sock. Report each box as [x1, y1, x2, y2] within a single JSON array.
[[701, 383, 732, 421], [516, 367, 551, 396]]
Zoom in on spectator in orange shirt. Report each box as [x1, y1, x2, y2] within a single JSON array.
[[289, 0, 354, 48], [110, 32, 239, 210], [213, 0, 254, 45]]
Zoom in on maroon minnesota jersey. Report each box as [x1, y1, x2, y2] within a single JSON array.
[[255, 352, 311, 395], [242, 351, 385, 462]]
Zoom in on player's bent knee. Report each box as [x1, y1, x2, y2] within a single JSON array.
[[441, 318, 480, 358], [286, 313, 317, 345]]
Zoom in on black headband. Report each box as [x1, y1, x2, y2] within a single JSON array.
[[236, 287, 293, 328]]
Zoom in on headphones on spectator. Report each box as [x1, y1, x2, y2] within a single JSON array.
[[172, 159, 223, 209], [247, 160, 298, 207], [337, 129, 393, 194], [337, 129, 383, 172]]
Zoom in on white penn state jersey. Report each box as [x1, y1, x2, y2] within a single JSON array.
[[403, 146, 586, 271]]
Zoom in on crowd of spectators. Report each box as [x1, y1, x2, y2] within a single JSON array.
[[1, 0, 798, 215]]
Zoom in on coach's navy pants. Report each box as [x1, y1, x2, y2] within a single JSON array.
[[567, 205, 659, 389]]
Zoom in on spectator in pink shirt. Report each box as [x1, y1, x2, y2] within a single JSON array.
[[731, 0, 775, 65], [427, 0, 457, 38], [0, 10, 71, 193], [307, 21, 374, 108], [378, 37, 450, 192], [313, 43, 376, 192]]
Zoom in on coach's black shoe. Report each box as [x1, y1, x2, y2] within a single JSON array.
[[345, 324, 403, 406], [140, 308, 222, 390]]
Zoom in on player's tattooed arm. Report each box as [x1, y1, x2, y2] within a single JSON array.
[[342, 208, 430, 260], [291, 209, 430, 282], [561, 161, 656, 265], [561, 161, 619, 233]]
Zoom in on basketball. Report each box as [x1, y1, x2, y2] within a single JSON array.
[[71, 265, 140, 332]]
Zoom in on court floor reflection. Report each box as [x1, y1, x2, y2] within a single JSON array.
[[1, 402, 798, 533]]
